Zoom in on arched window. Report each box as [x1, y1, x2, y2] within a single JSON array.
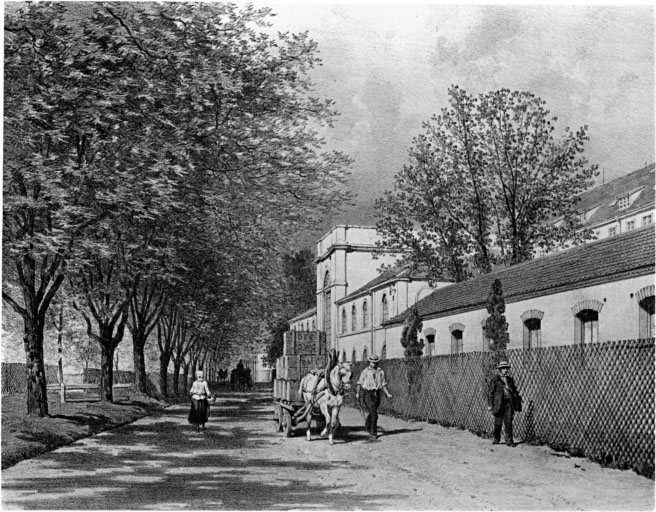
[[381, 294, 388, 324], [449, 323, 465, 354], [572, 301, 603, 344], [424, 327, 436, 357], [312, 319, 315, 330], [362, 300, 369, 329], [341, 350, 346, 363], [363, 347, 368, 362], [341, 308, 347, 334], [351, 305, 357, 331], [323, 271, 331, 342], [381, 345, 387, 360], [351, 349, 356, 362], [521, 310, 544, 349], [637, 286, 655, 338]]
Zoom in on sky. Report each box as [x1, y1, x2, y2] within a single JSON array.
[[249, 2, 655, 247]]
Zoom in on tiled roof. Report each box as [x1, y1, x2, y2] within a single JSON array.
[[337, 266, 430, 304], [574, 163, 655, 227], [385, 225, 655, 326], [289, 307, 317, 323]]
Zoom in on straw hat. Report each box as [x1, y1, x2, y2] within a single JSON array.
[[368, 355, 380, 363], [496, 361, 511, 369]]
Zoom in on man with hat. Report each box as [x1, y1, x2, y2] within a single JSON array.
[[355, 354, 393, 440], [487, 360, 520, 446]]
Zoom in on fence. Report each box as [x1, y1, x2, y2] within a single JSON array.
[[347, 339, 654, 479], [1, 363, 221, 398], [1, 363, 60, 395]]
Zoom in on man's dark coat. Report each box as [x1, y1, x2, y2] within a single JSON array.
[[487, 374, 519, 415]]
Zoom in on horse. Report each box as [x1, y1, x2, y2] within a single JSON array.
[[297, 360, 352, 445]]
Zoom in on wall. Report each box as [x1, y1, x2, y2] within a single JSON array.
[[417, 273, 654, 356]]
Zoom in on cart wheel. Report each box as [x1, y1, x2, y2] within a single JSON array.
[[282, 409, 293, 437], [274, 404, 283, 432]]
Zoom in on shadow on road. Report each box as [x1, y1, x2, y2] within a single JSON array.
[[2, 392, 408, 510]]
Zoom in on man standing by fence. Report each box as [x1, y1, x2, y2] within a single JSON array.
[[355, 355, 393, 440], [487, 361, 520, 447]]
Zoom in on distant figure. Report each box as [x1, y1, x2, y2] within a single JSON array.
[[487, 361, 520, 447], [245, 367, 253, 390], [236, 360, 244, 372], [355, 355, 393, 440], [188, 370, 213, 432]]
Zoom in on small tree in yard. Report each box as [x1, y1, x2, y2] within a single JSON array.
[[483, 278, 509, 384], [401, 307, 424, 358]]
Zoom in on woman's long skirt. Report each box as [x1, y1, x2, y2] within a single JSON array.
[[188, 398, 209, 425]]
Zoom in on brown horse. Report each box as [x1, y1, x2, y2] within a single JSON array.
[[298, 361, 352, 445]]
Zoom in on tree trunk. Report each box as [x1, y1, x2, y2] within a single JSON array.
[[100, 343, 115, 402], [159, 354, 170, 397], [57, 305, 65, 404], [172, 360, 181, 395], [24, 320, 49, 417], [132, 328, 149, 395], [183, 363, 190, 392]]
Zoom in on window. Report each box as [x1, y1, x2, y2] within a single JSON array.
[[351, 349, 356, 362], [627, 220, 635, 231], [637, 286, 655, 338], [341, 350, 346, 363], [572, 300, 602, 344], [381, 294, 388, 324], [362, 301, 369, 329], [312, 319, 315, 330], [351, 305, 357, 331], [341, 309, 347, 334], [362, 348, 368, 362], [451, 330, 463, 354], [381, 345, 386, 360], [609, 227, 617, 236], [523, 318, 542, 349], [618, 195, 630, 210], [323, 271, 331, 342], [577, 310, 599, 344], [425, 335, 435, 357], [643, 214, 652, 226]]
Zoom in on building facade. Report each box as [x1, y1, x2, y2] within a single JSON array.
[[314, 225, 408, 355], [383, 226, 655, 358]]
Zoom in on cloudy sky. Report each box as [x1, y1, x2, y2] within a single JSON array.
[[252, 3, 654, 244]]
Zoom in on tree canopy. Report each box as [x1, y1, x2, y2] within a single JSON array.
[[375, 86, 598, 284], [3, 2, 351, 414]]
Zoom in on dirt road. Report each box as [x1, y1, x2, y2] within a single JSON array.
[[2, 390, 653, 510]]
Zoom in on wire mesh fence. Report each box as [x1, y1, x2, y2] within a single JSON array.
[[347, 338, 654, 479], [1, 363, 60, 395]]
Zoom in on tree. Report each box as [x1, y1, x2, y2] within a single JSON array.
[[483, 278, 509, 383], [375, 86, 598, 284], [400, 306, 424, 358], [4, 2, 352, 413]]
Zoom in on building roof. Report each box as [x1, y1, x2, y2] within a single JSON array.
[[336, 265, 431, 305], [385, 225, 655, 326], [574, 163, 655, 228], [289, 307, 317, 323]]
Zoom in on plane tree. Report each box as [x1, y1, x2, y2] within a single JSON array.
[[375, 86, 598, 283]]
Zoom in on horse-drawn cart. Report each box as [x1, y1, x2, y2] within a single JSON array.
[[272, 380, 324, 437]]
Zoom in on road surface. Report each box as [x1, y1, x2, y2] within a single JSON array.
[[2, 389, 653, 510]]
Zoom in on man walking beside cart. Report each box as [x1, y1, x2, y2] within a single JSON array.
[[355, 354, 392, 440]]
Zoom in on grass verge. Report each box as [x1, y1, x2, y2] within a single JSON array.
[[2, 392, 168, 470]]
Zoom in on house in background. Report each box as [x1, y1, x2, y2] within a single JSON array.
[[289, 307, 316, 332], [383, 226, 654, 358], [538, 163, 655, 257], [334, 266, 449, 362]]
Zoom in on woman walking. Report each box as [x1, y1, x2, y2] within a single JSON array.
[[189, 370, 213, 432]]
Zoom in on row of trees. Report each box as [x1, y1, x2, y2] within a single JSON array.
[[3, 3, 351, 415]]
